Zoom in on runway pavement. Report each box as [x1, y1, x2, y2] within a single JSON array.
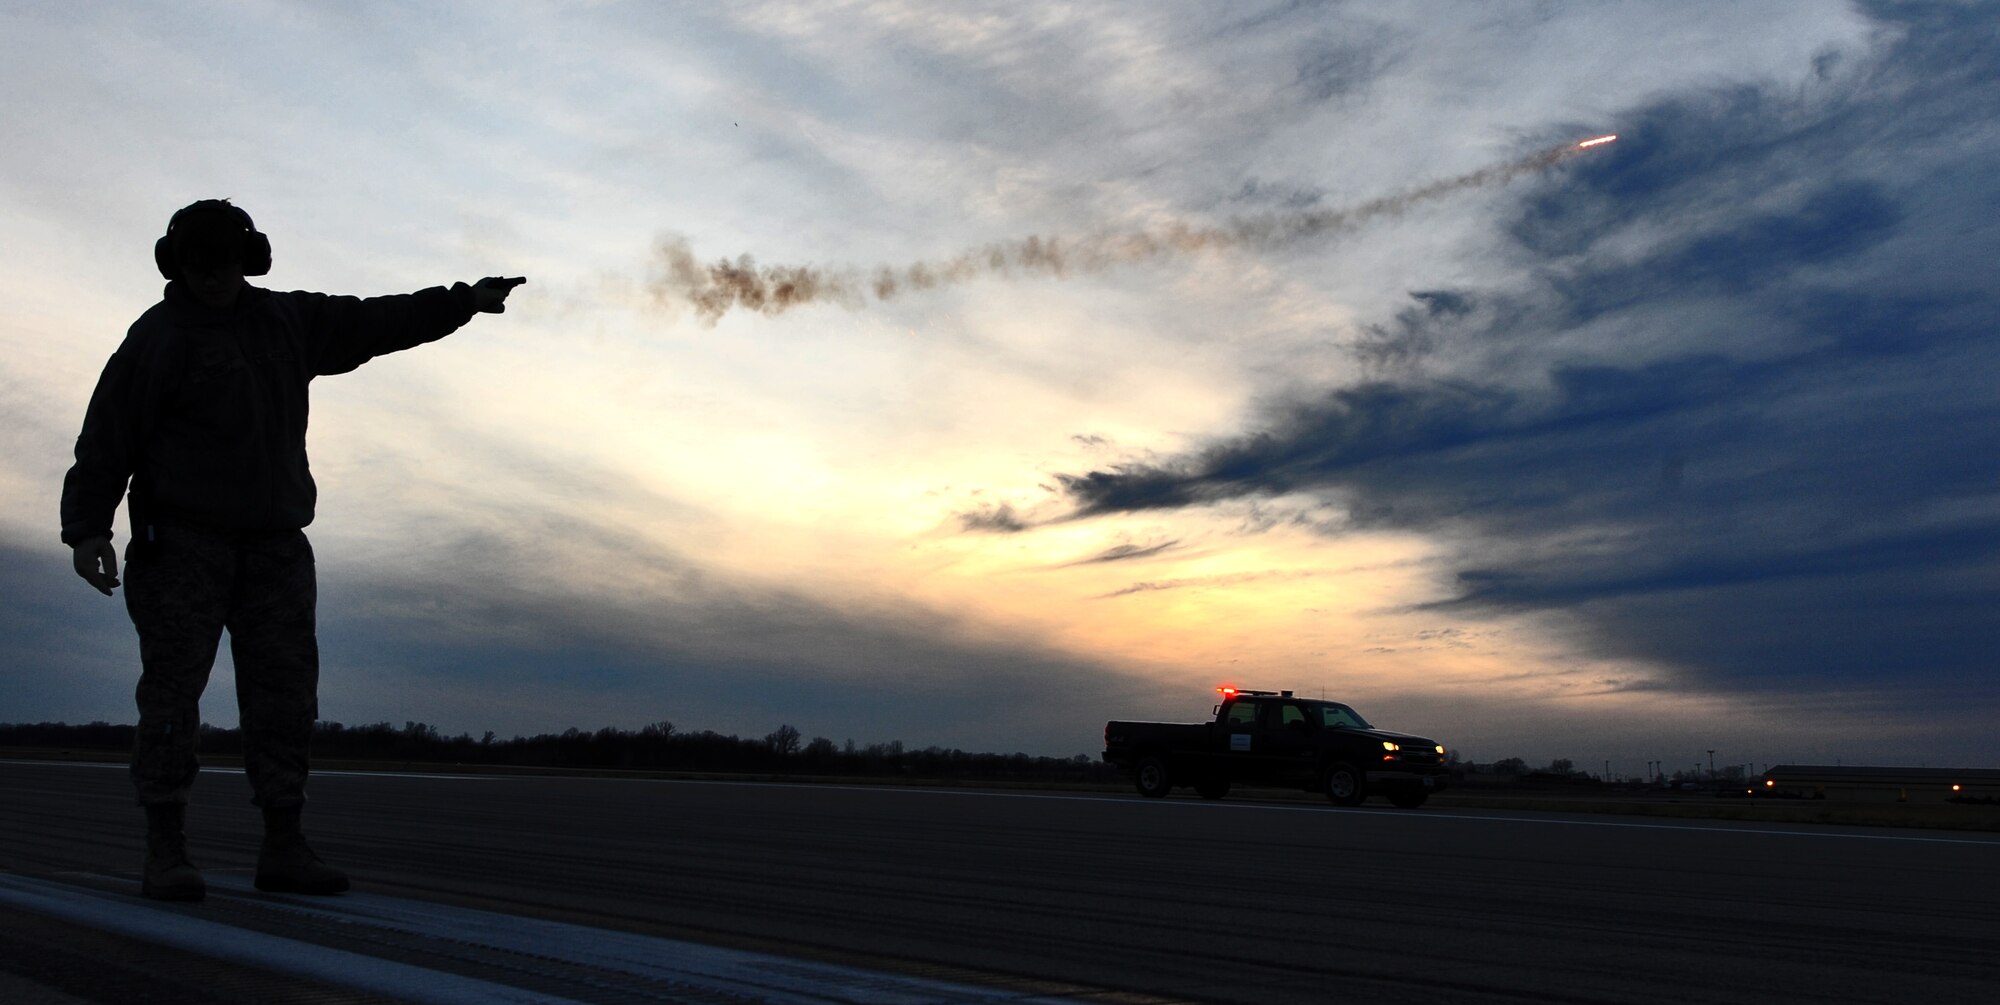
[[2, 759, 1996, 1003]]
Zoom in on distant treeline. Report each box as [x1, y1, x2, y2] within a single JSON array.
[[0, 720, 1121, 784], [2, 722, 1730, 787]]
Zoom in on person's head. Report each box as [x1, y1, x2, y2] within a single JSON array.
[[155, 199, 271, 309]]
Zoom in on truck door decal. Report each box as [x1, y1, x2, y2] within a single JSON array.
[[1231, 734, 1252, 752]]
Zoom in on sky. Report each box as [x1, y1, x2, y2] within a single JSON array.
[[2, 1, 1994, 775]]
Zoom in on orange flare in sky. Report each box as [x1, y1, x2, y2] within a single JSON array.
[[1576, 134, 1618, 148]]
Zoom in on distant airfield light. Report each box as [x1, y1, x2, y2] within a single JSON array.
[[1576, 134, 1618, 149]]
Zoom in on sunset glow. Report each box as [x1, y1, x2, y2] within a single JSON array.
[[4, 3, 1993, 772]]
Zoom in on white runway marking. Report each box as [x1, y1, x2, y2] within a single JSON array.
[[0, 871, 1091, 1004], [0, 872, 573, 1005]]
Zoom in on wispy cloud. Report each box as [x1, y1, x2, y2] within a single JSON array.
[[8, 0, 1981, 769], [1101, 568, 1313, 599], [1066, 539, 1179, 566], [1042, 3, 2000, 729]]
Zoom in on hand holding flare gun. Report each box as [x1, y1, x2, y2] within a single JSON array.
[[472, 276, 527, 313]]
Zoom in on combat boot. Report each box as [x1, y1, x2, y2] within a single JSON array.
[[254, 805, 350, 894], [141, 804, 206, 901]]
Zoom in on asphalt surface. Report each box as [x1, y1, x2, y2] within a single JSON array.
[[3, 759, 1997, 1004]]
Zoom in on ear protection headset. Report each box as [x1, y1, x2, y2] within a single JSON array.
[[154, 199, 272, 280]]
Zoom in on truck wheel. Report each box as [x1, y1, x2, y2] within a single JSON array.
[[1323, 762, 1367, 806], [1135, 756, 1173, 798], [1195, 776, 1231, 800], [1387, 788, 1429, 809]]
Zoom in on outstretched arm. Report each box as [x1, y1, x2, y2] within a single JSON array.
[[306, 275, 528, 376]]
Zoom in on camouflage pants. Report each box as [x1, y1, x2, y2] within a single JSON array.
[[123, 522, 318, 809]]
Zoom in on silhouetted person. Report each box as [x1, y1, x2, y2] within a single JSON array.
[[60, 199, 525, 901]]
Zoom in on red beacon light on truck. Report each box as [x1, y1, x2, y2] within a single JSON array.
[[1213, 685, 1282, 715]]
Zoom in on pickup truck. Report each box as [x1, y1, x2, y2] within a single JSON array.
[[1103, 688, 1450, 808]]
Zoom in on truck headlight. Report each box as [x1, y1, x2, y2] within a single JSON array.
[[1381, 741, 1400, 752]]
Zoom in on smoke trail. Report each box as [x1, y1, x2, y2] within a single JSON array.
[[653, 137, 1612, 324]]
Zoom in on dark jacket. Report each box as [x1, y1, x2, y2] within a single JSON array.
[[60, 281, 480, 545]]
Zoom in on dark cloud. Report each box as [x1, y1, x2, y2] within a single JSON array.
[[0, 542, 143, 718], [1293, 39, 1388, 103], [1230, 177, 1326, 210], [1059, 378, 1517, 516], [310, 527, 1165, 755], [958, 502, 1029, 534], [0, 528, 1163, 756], [1046, 2, 2000, 741], [1348, 289, 1479, 371], [1545, 180, 1904, 326], [1202, 0, 1396, 105]]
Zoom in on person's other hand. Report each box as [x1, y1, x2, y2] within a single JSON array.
[[473, 276, 527, 313], [72, 536, 119, 596]]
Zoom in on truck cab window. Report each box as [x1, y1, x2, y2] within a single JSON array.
[[1281, 704, 1309, 729], [1225, 701, 1260, 726]]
